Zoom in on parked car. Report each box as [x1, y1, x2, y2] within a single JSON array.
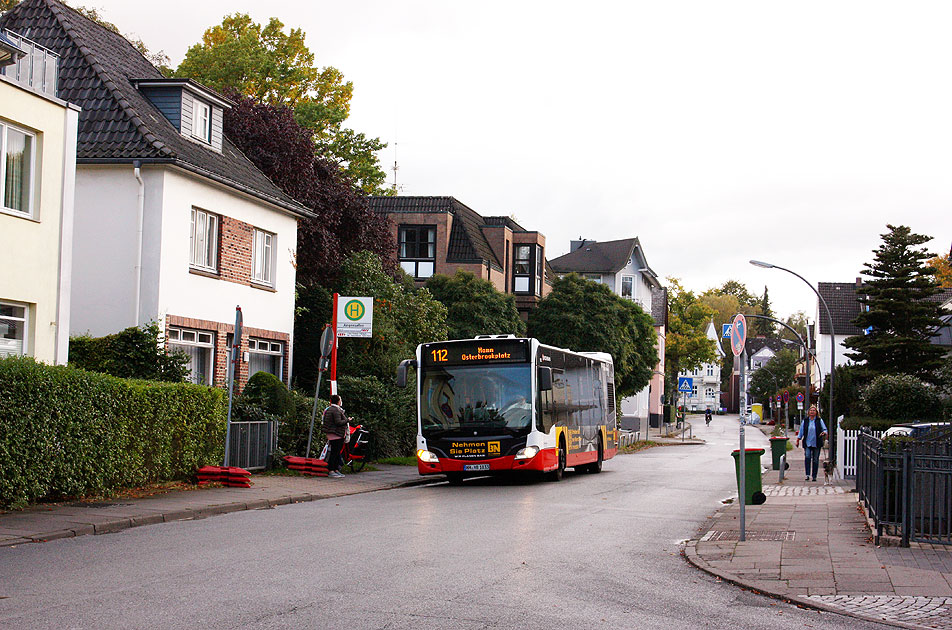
[[882, 422, 951, 439]]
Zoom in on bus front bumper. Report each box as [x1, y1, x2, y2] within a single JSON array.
[[417, 447, 558, 475]]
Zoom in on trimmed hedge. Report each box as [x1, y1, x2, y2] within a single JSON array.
[[0, 357, 225, 508]]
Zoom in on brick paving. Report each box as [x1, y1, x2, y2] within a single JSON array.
[[0, 464, 431, 547], [685, 430, 952, 629]]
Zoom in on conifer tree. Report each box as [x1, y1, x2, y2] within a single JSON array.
[[844, 225, 945, 382], [754, 286, 776, 337]]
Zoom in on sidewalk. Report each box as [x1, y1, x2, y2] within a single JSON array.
[[685, 431, 952, 629], [0, 464, 431, 548]]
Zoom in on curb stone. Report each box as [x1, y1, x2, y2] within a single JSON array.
[[0, 475, 441, 548]]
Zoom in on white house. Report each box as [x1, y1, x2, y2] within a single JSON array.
[[548, 237, 664, 429], [678, 322, 724, 411], [1, 1, 310, 387], [814, 281, 861, 385], [0, 27, 77, 365]]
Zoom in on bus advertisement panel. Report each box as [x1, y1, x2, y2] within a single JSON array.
[[398, 337, 617, 483]]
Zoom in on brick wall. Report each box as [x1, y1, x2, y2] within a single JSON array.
[[191, 213, 275, 291], [166, 314, 290, 390]]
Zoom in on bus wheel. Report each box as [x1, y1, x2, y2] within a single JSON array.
[[588, 438, 603, 474], [446, 473, 464, 485], [545, 440, 566, 482]]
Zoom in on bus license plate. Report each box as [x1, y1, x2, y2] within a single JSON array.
[[463, 464, 490, 471]]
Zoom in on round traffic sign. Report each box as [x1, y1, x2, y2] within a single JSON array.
[[783, 390, 789, 403], [776, 394, 781, 403], [730, 314, 747, 357], [796, 392, 804, 402]]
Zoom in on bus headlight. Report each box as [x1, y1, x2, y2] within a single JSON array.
[[416, 449, 439, 463], [514, 446, 540, 460]]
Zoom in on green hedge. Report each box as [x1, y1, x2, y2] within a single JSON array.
[[0, 357, 225, 508]]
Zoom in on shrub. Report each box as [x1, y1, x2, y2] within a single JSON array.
[[0, 357, 225, 508], [858, 374, 943, 421], [69, 322, 190, 382], [839, 416, 896, 432], [338, 373, 416, 459], [241, 371, 294, 417]]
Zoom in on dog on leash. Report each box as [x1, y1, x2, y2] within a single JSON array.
[[822, 459, 834, 485]]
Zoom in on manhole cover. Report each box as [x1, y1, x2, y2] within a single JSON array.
[[701, 530, 795, 542]]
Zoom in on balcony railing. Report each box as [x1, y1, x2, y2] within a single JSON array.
[[1, 29, 58, 98]]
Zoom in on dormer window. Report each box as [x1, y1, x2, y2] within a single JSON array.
[[192, 98, 211, 143]]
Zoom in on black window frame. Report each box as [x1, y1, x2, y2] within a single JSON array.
[[513, 244, 544, 296], [398, 224, 436, 280]]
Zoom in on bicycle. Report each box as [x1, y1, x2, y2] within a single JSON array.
[[340, 423, 371, 473]]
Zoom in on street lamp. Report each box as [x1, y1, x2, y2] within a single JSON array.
[[750, 259, 837, 464]]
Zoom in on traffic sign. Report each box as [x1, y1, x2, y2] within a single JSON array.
[[776, 394, 781, 403], [678, 377, 693, 393], [730, 314, 747, 357], [796, 392, 804, 403], [722, 324, 732, 339], [783, 390, 789, 403], [797, 402, 804, 410]]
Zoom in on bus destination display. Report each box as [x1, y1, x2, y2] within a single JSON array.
[[421, 339, 528, 367]]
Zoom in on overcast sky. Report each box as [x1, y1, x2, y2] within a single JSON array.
[[79, 0, 951, 319]]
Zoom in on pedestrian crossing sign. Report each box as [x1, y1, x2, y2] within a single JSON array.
[[678, 377, 693, 393]]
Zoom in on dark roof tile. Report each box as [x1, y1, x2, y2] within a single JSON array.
[[818, 282, 864, 336]]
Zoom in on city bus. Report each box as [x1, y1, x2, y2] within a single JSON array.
[[396, 336, 618, 483]]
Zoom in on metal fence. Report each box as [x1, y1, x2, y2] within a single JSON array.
[[226, 420, 277, 471], [856, 427, 952, 546]]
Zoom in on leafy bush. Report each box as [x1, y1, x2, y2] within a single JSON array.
[[858, 374, 943, 421], [69, 322, 190, 382], [242, 371, 294, 417], [425, 270, 526, 339], [0, 357, 225, 508], [338, 373, 416, 459], [839, 416, 896, 432]]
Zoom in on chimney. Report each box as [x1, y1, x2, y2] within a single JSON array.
[[855, 277, 862, 288]]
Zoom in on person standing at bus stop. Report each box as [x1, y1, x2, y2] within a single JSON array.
[[322, 394, 349, 479], [795, 404, 827, 482]]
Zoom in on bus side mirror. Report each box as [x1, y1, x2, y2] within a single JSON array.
[[396, 359, 417, 388], [538, 367, 553, 391]]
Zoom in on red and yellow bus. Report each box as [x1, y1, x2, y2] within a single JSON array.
[[396, 336, 618, 483]]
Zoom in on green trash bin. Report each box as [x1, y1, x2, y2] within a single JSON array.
[[769, 437, 789, 471], [731, 448, 766, 505]]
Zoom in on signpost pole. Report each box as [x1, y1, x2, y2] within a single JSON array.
[[223, 305, 242, 468], [306, 325, 335, 458], [330, 293, 339, 396], [731, 313, 748, 543]]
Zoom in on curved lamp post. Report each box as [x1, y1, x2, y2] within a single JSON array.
[[750, 260, 837, 464], [744, 313, 813, 419]]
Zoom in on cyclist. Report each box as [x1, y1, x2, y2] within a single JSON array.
[[705, 408, 712, 426]]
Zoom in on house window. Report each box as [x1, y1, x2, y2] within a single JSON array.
[[398, 225, 435, 279], [621, 276, 634, 299], [1, 123, 35, 217], [192, 99, 211, 143], [583, 273, 601, 283], [252, 228, 275, 286], [0, 302, 29, 357], [168, 327, 214, 385], [249, 338, 283, 381], [189, 208, 219, 272], [513, 245, 531, 292], [691, 385, 698, 397], [535, 245, 544, 295], [707, 365, 714, 377]]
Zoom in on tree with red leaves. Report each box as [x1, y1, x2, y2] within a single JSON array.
[[223, 93, 395, 284]]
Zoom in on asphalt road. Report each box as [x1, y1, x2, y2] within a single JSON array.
[[0, 416, 890, 629]]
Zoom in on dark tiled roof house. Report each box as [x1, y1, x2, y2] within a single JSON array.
[[0, 0, 309, 388], [368, 196, 551, 316]]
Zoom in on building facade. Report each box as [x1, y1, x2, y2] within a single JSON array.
[[678, 322, 724, 411], [1, 1, 309, 388], [369, 196, 551, 317], [0, 27, 77, 365]]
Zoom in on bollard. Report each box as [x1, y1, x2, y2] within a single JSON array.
[[779, 454, 786, 483]]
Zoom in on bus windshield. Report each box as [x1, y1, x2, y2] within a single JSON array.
[[420, 364, 532, 438]]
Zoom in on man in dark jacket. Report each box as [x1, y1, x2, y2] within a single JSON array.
[[322, 394, 349, 478]]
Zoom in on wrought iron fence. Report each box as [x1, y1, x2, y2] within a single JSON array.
[[856, 426, 952, 546], [226, 420, 277, 471]]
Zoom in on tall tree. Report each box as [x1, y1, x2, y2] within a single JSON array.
[[528, 274, 657, 398], [779, 311, 809, 344], [666, 279, 718, 402], [222, 94, 395, 284], [177, 14, 389, 194], [748, 350, 798, 406], [703, 280, 759, 308], [425, 271, 526, 340], [844, 225, 946, 382], [753, 286, 776, 337]]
